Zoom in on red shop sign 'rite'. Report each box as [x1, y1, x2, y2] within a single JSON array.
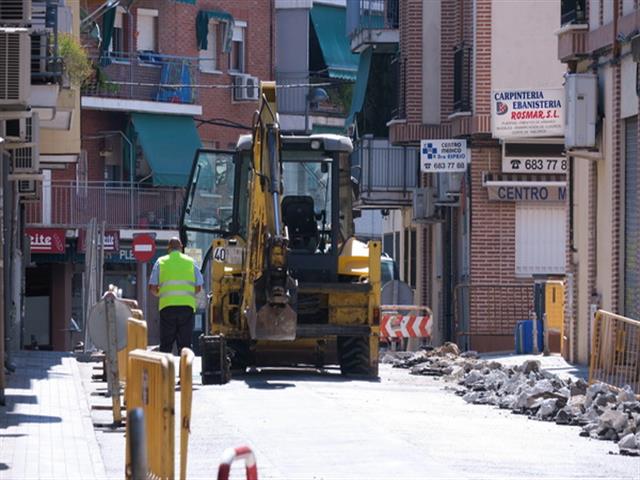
[[26, 228, 66, 254]]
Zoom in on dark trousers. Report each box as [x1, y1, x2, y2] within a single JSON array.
[[159, 306, 194, 354]]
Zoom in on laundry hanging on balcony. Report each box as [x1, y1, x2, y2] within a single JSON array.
[[310, 4, 359, 80], [196, 10, 234, 53], [131, 113, 202, 187]]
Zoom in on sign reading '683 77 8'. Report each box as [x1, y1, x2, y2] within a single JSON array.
[[420, 139, 469, 173]]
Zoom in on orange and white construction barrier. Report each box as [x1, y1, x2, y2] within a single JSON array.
[[217, 446, 258, 480], [380, 306, 432, 338]]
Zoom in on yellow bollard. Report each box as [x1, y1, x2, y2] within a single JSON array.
[[179, 348, 194, 480], [126, 349, 175, 480]]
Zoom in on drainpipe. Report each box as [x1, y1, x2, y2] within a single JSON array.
[[0, 139, 5, 406], [127, 7, 134, 98]]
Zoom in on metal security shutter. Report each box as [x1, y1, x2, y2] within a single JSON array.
[[624, 117, 639, 319], [515, 204, 566, 276]]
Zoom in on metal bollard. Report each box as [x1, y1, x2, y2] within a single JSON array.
[[127, 408, 148, 480], [217, 446, 258, 480]]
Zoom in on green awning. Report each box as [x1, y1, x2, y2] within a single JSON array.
[[345, 47, 372, 127], [98, 6, 116, 65], [310, 5, 359, 80], [131, 113, 202, 187], [196, 10, 234, 53]]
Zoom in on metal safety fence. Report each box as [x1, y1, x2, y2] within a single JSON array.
[[126, 350, 176, 479], [589, 310, 640, 393]]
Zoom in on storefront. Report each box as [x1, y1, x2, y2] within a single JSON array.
[[24, 228, 72, 351]]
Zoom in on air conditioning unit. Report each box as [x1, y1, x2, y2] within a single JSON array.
[[17, 179, 37, 196], [0, 0, 31, 26], [412, 187, 437, 223], [436, 172, 463, 205], [233, 74, 259, 101], [5, 113, 39, 173], [0, 29, 30, 106], [565, 73, 597, 149]]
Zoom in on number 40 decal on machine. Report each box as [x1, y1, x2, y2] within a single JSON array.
[[212, 246, 243, 264]]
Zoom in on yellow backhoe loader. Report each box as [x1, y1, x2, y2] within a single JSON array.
[[180, 82, 381, 384]]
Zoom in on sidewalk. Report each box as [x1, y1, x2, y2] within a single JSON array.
[[0, 351, 107, 480], [479, 352, 589, 381]]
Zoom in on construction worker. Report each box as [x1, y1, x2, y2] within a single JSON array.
[[148, 237, 203, 353]]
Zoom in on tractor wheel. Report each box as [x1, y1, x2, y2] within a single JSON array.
[[337, 336, 378, 377], [227, 340, 253, 374]]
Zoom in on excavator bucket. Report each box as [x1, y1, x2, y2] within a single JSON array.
[[253, 303, 297, 341]]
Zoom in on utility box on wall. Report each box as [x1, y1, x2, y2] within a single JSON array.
[[565, 74, 597, 149], [412, 187, 436, 223]]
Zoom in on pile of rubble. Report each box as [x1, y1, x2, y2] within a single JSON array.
[[381, 343, 640, 456]]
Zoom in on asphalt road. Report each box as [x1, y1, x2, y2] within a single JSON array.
[[186, 361, 639, 479], [84, 361, 639, 480]]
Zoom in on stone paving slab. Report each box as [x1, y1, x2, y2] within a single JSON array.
[[0, 351, 107, 480]]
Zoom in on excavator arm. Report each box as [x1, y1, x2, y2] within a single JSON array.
[[241, 82, 297, 340]]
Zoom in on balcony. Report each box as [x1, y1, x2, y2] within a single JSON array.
[[24, 181, 186, 230], [276, 70, 350, 132], [347, 0, 399, 54], [81, 52, 202, 116], [31, 0, 63, 84], [351, 137, 419, 208]]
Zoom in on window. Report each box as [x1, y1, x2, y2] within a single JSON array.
[[515, 204, 566, 276], [109, 7, 125, 55], [199, 20, 218, 72], [229, 23, 246, 73], [137, 8, 158, 52], [453, 44, 471, 112]]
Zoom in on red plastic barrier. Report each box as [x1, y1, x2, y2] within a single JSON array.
[[217, 446, 258, 480]]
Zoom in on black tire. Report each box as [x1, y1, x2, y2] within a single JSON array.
[[337, 336, 378, 377], [227, 340, 253, 374]]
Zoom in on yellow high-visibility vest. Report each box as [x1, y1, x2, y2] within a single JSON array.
[[158, 251, 197, 311]]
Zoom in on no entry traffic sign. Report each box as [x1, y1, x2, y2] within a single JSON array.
[[132, 234, 156, 263]]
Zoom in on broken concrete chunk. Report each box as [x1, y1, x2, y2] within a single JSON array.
[[599, 408, 630, 433], [618, 433, 639, 456], [520, 359, 541, 374]]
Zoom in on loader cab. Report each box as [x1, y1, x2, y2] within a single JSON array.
[[236, 133, 353, 283], [179, 148, 238, 270]]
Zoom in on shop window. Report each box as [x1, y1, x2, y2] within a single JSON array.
[[229, 23, 246, 73], [137, 8, 158, 53], [199, 20, 219, 73], [383, 232, 394, 258]]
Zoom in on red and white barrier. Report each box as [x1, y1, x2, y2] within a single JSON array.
[[217, 446, 258, 480], [380, 313, 432, 338]]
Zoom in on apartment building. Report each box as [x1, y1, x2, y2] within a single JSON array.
[[23, 0, 274, 348], [557, 0, 640, 364], [349, 0, 567, 351], [0, 1, 81, 356]]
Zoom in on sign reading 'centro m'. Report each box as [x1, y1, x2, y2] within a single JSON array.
[[492, 88, 564, 139], [420, 139, 468, 172], [487, 184, 567, 202]]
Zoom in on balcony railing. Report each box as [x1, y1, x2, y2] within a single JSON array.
[[561, 0, 587, 26], [351, 137, 419, 207], [275, 70, 349, 117], [24, 181, 186, 230], [347, 0, 399, 35], [31, 0, 63, 84], [82, 52, 199, 105]]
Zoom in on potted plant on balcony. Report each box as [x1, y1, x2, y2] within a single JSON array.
[[59, 33, 93, 87]]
